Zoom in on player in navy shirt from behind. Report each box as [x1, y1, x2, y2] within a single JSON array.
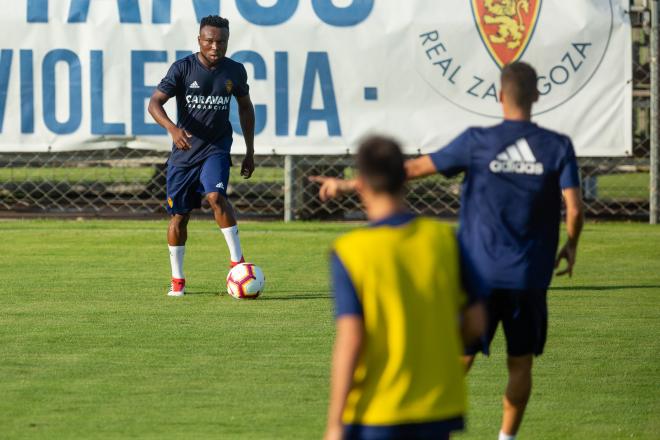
[[408, 62, 585, 440], [312, 62, 584, 440], [148, 16, 255, 297]]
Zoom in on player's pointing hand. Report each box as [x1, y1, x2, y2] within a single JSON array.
[[169, 127, 193, 150], [308, 176, 358, 202]]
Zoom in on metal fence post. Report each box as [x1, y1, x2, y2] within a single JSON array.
[[284, 155, 295, 222], [651, 0, 660, 224]]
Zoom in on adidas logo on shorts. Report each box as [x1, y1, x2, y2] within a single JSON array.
[[189, 81, 200, 89], [489, 138, 544, 176]]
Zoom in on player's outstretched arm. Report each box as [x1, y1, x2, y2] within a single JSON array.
[[404, 155, 437, 180], [148, 90, 192, 150], [308, 176, 358, 202], [325, 315, 363, 440], [237, 94, 255, 179], [555, 187, 584, 277], [310, 152, 438, 202]]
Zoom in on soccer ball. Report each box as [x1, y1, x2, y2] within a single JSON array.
[[226, 263, 265, 299]]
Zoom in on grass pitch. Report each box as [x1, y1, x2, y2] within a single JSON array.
[[0, 220, 658, 439]]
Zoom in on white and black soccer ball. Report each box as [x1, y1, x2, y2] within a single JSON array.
[[226, 263, 265, 299]]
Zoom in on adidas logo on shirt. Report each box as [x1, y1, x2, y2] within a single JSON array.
[[489, 138, 544, 175], [189, 81, 200, 89]]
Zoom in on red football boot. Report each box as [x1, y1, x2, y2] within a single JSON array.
[[230, 256, 245, 268], [167, 278, 185, 297]]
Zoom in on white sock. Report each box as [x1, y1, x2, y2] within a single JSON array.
[[221, 225, 243, 262], [499, 431, 516, 440], [168, 245, 185, 279]]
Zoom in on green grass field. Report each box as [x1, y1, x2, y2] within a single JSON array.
[[1, 220, 659, 439], [597, 173, 650, 201]]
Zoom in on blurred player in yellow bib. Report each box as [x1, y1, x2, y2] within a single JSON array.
[[323, 136, 486, 440]]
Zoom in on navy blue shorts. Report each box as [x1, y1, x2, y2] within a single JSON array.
[[466, 289, 548, 357], [166, 153, 231, 215], [344, 417, 463, 440]]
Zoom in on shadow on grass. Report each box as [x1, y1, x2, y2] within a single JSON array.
[[259, 294, 332, 301], [181, 288, 331, 300], [549, 285, 660, 291], [265, 287, 331, 294]]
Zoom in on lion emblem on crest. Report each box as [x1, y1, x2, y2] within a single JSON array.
[[482, 0, 530, 49]]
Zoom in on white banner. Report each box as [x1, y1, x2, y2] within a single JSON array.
[[0, 0, 632, 156]]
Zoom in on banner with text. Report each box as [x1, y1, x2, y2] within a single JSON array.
[[0, 0, 632, 156]]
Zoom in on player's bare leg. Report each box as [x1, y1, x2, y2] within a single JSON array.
[[207, 192, 236, 228], [500, 355, 533, 438], [167, 213, 190, 296], [168, 213, 190, 245], [207, 192, 244, 266]]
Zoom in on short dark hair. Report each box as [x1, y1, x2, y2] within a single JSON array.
[[200, 15, 229, 32], [357, 136, 406, 195], [501, 62, 538, 111]]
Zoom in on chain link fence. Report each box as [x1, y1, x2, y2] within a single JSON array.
[[0, 149, 652, 221], [0, 8, 656, 221]]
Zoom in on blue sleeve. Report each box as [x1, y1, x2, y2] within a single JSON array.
[[428, 129, 474, 178], [157, 62, 180, 97], [459, 238, 490, 304], [559, 137, 580, 189], [232, 64, 250, 98], [331, 252, 363, 318]]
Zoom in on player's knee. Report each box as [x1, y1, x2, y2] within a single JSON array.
[[171, 213, 189, 225], [207, 192, 229, 212], [507, 356, 533, 383], [170, 214, 189, 230]]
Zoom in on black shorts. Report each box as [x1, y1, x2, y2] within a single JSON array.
[[466, 288, 548, 357], [344, 416, 463, 440]]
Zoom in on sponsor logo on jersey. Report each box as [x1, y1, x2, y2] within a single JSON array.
[[189, 81, 200, 89], [489, 138, 544, 175], [185, 94, 230, 111]]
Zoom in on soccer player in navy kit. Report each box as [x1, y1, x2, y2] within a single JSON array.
[[148, 16, 255, 297], [313, 62, 584, 440]]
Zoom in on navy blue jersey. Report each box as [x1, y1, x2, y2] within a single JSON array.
[[429, 120, 580, 291], [157, 54, 249, 167]]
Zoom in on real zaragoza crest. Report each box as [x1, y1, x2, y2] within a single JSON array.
[[471, 0, 542, 68], [415, 0, 614, 118]]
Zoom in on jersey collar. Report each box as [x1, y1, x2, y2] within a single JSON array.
[[369, 212, 417, 228], [502, 119, 536, 127], [194, 52, 226, 72]]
